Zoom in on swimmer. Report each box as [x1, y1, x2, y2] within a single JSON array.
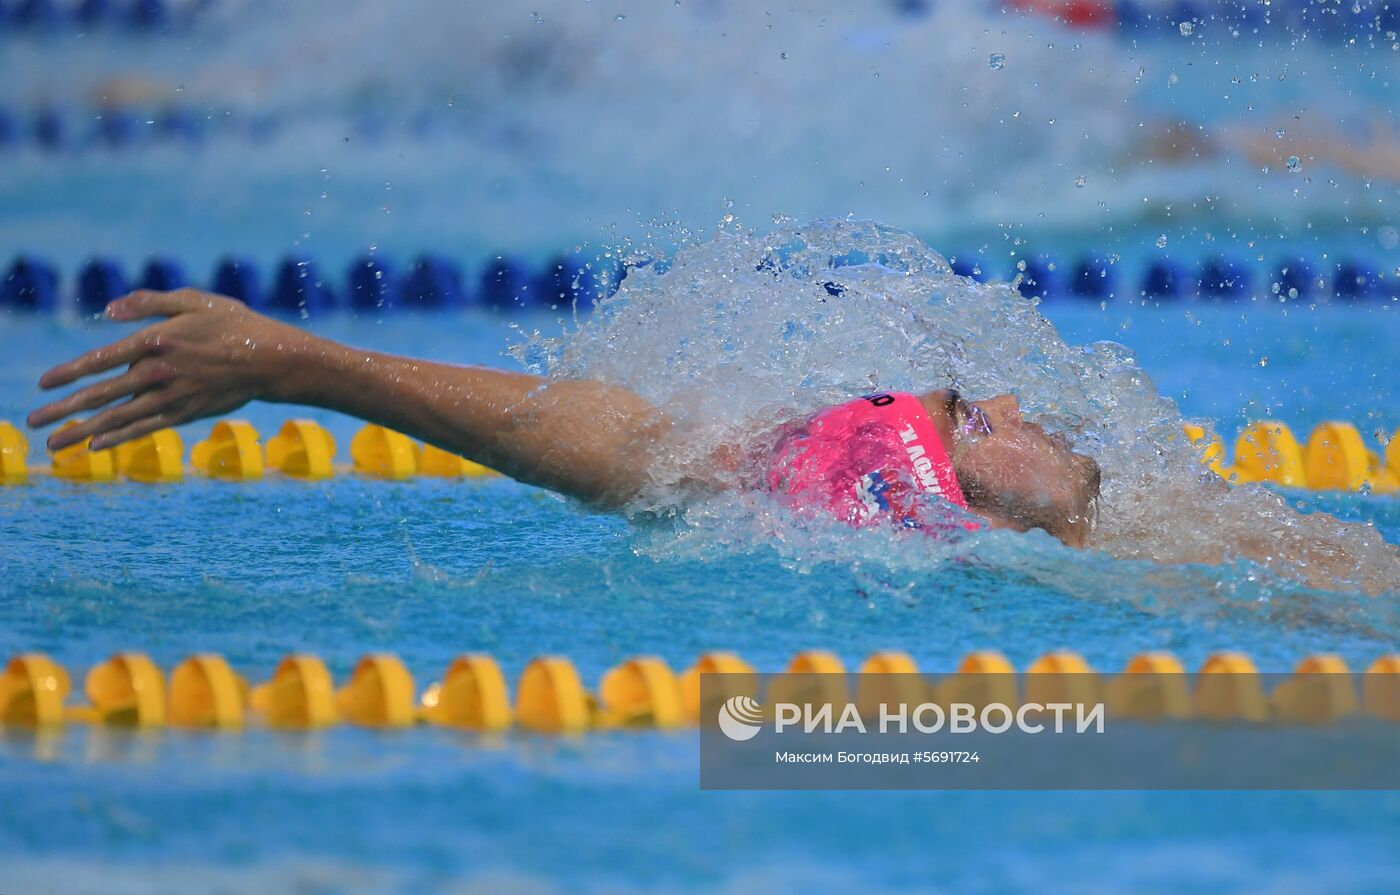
[[26, 289, 1102, 546], [1130, 116, 1400, 184]]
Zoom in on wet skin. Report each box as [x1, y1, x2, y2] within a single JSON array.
[[918, 389, 1101, 546], [26, 290, 1101, 544]]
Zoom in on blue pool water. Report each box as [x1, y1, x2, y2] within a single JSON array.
[[2, 286, 1397, 893], [3, 1, 1399, 892]]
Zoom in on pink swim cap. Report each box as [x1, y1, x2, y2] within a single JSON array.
[[766, 392, 969, 531]]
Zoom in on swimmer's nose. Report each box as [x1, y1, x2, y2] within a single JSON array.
[[978, 393, 1022, 426]]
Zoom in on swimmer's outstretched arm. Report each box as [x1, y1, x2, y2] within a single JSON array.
[[28, 290, 672, 507]]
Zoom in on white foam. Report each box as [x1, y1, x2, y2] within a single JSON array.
[[518, 218, 1400, 598]]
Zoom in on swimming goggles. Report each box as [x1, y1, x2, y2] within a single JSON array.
[[945, 390, 994, 442]]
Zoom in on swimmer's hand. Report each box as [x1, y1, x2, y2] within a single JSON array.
[[30, 290, 313, 452]]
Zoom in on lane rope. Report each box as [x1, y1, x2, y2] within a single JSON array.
[[3, 418, 1395, 492], [3, 649, 1397, 731]]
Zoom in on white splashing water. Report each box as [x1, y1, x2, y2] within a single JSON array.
[[516, 219, 1399, 600]]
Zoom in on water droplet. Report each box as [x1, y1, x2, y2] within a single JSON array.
[[1275, 128, 1286, 138], [780, 52, 788, 59], [614, 13, 625, 21], [1259, 356, 1269, 368], [1156, 234, 1168, 248], [1178, 20, 1195, 36], [988, 53, 1006, 70], [1286, 155, 1302, 172], [1074, 175, 1087, 188]]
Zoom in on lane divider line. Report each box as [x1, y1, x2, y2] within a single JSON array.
[[4, 418, 1391, 492], [2, 650, 1397, 732], [0, 419, 501, 484]]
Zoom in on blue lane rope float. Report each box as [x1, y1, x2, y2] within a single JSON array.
[[0, 103, 265, 153], [0, 255, 60, 311], [1, 252, 1392, 317], [271, 258, 336, 315], [0, 107, 18, 148], [138, 256, 187, 291], [480, 256, 537, 310], [403, 254, 466, 309], [211, 256, 264, 307], [1070, 256, 1116, 300], [0, 417, 1393, 491], [1, 649, 1397, 731], [1276, 257, 1316, 301], [0, 100, 575, 154], [75, 258, 129, 315], [1140, 259, 1184, 299], [1, 0, 196, 34], [1197, 255, 1250, 299], [347, 255, 400, 311], [31, 105, 66, 150], [986, 252, 1396, 302]]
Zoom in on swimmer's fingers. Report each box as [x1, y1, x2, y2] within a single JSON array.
[[46, 389, 173, 452], [37, 328, 163, 390], [28, 358, 176, 429], [86, 413, 178, 454], [105, 288, 216, 322]]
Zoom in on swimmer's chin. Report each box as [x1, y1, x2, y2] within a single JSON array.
[[974, 509, 1092, 548]]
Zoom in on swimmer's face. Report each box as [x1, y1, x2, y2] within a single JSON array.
[[929, 390, 1101, 546]]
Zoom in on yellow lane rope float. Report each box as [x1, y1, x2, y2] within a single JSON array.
[[115, 428, 184, 482], [0, 418, 1389, 490], [191, 420, 264, 481], [351, 424, 418, 479], [1184, 420, 1398, 492], [49, 421, 116, 482], [2, 650, 1396, 732], [0, 420, 28, 484], [0, 419, 501, 483], [266, 419, 337, 480]]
